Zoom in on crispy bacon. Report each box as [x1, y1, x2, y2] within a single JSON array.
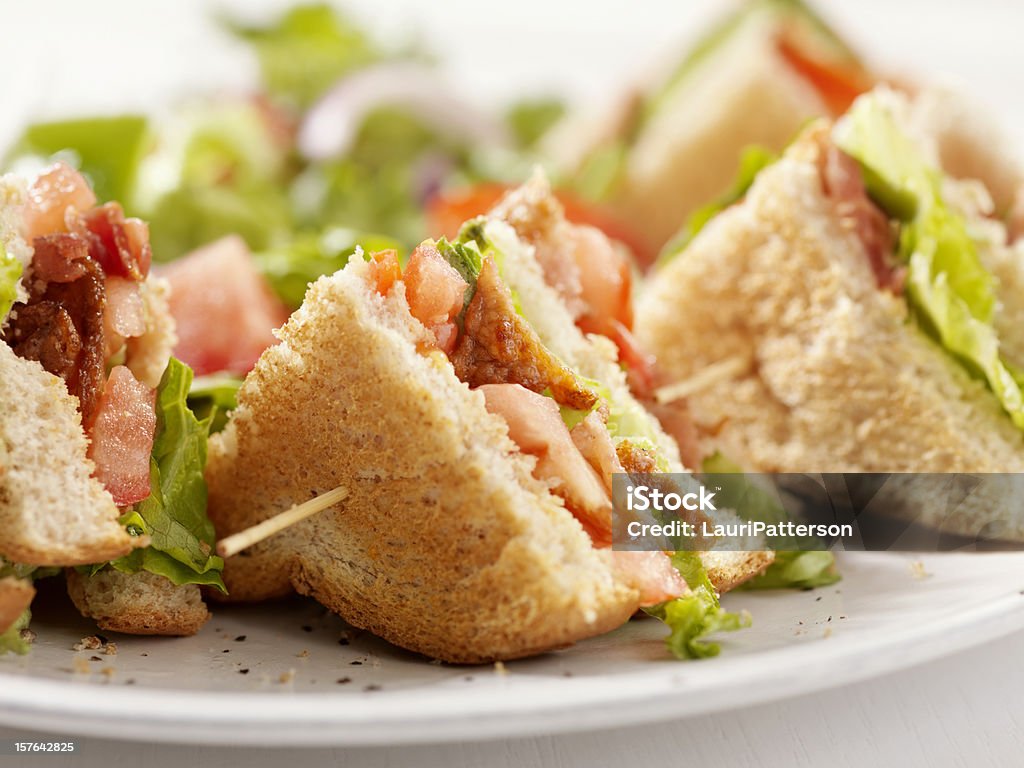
[[570, 410, 622, 494], [88, 366, 156, 506], [9, 256, 107, 425], [451, 256, 597, 411], [71, 203, 152, 281], [820, 143, 900, 292], [616, 439, 660, 475], [30, 234, 91, 284], [21, 163, 96, 241], [103, 277, 146, 358]]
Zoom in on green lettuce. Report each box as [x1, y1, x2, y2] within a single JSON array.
[[702, 452, 840, 590], [226, 3, 378, 110], [7, 116, 149, 205], [835, 94, 1024, 430], [504, 99, 565, 149], [187, 374, 244, 436], [256, 229, 400, 309], [100, 359, 225, 592], [0, 608, 32, 656], [645, 551, 751, 659], [0, 244, 22, 320], [659, 146, 777, 264]]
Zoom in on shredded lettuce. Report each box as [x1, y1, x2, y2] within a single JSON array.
[[702, 451, 840, 590], [658, 146, 777, 264], [645, 551, 751, 659], [226, 4, 378, 110], [0, 244, 22, 320], [7, 116, 149, 205], [99, 359, 225, 592], [835, 94, 1024, 430], [0, 608, 32, 656]]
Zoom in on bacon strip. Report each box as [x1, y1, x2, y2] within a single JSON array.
[[451, 256, 598, 411]]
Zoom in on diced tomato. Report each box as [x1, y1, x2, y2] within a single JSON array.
[[567, 224, 634, 329], [367, 249, 402, 296], [610, 551, 688, 606], [570, 410, 623, 493], [104, 277, 146, 358], [88, 366, 156, 507], [71, 203, 151, 281], [159, 235, 290, 376], [403, 243, 468, 354], [22, 163, 97, 241], [427, 184, 658, 269], [776, 34, 872, 117], [479, 383, 613, 544]]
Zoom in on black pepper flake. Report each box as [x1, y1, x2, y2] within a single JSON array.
[[235, 636, 247, 642], [301, 626, 314, 633], [827, 616, 833, 622], [840, 615, 847, 620], [562, 671, 573, 678], [464, 676, 474, 682], [336, 677, 352, 685], [239, 669, 250, 675], [815, 596, 822, 602], [338, 638, 350, 646], [222, 649, 230, 654], [140, 653, 148, 657], [125, 679, 136, 686], [350, 660, 362, 666], [364, 685, 381, 692], [89, 656, 102, 662]]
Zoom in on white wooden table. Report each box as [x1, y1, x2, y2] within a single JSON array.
[[2, 627, 1021, 767]]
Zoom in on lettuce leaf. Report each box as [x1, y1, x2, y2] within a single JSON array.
[[102, 359, 225, 592], [0, 608, 32, 656], [226, 4, 378, 110], [645, 550, 751, 659], [658, 146, 777, 264], [255, 228, 400, 309], [187, 374, 244, 436], [0, 243, 22, 320], [835, 94, 1024, 430], [7, 116, 149, 205], [702, 451, 840, 590], [505, 99, 565, 149]]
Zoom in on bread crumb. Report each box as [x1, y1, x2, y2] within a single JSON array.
[[823, 627, 833, 639], [72, 658, 91, 675], [910, 561, 931, 580], [297, 650, 309, 658], [103, 642, 118, 656], [100, 667, 116, 678], [279, 669, 295, 684], [493, 661, 508, 676], [73, 636, 103, 652]]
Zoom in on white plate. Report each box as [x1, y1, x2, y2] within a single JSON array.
[[1, 551, 1022, 746]]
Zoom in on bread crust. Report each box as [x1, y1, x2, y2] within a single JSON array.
[[66, 569, 209, 636], [206, 261, 640, 663], [0, 345, 135, 566]]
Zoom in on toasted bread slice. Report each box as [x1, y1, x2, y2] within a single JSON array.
[[0, 344, 135, 566], [545, 9, 829, 249], [636, 124, 1024, 539], [66, 569, 209, 636], [0, 577, 35, 635], [206, 257, 639, 662]]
